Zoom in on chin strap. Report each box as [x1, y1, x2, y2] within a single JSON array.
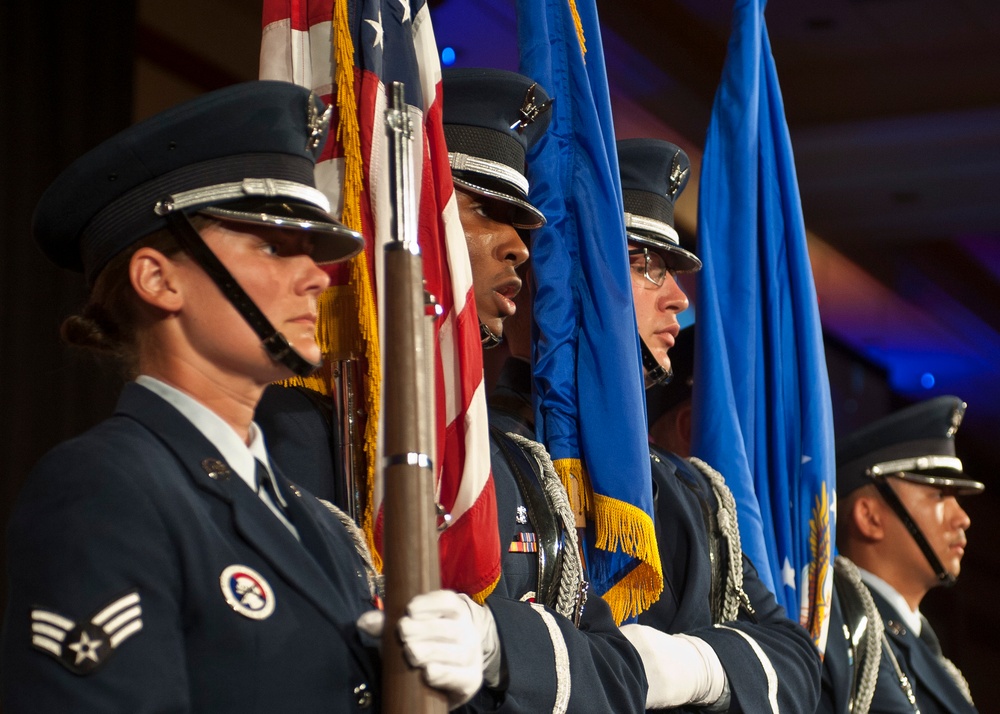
[[165, 212, 322, 378], [640, 338, 672, 389], [480, 321, 503, 349], [870, 475, 956, 587]]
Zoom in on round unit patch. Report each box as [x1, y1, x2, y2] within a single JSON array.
[[219, 565, 276, 620]]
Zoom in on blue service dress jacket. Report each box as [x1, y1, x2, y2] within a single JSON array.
[[257, 383, 648, 714], [820, 566, 977, 714], [639, 447, 821, 713], [1, 383, 382, 713]]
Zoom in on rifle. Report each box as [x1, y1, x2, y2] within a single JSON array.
[[380, 81, 447, 714]]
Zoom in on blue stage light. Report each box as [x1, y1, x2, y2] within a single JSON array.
[[441, 47, 456, 66], [920, 372, 936, 389]]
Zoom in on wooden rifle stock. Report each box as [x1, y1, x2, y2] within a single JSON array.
[[380, 81, 447, 714]]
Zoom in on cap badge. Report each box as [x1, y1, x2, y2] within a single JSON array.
[[667, 150, 689, 200], [29, 590, 143, 675], [306, 92, 332, 151], [510, 83, 553, 134], [220, 565, 276, 620], [947, 402, 966, 437]]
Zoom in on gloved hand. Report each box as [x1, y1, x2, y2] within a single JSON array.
[[619, 624, 728, 710], [356, 590, 502, 709]]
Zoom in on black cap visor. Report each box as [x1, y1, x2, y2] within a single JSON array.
[[876, 469, 985, 497], [452, 171, 545, 230], [199, 199, 363, 265]]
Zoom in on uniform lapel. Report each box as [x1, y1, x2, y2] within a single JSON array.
[[115, 384, 362, 629], [871, 590, 976, 714]]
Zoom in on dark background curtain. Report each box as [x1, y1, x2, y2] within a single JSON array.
[[0, 0, 136, 627]]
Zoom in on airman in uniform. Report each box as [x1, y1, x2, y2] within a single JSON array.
[[492, 138, 822, 711], [821, 396, 980, 714], [0, 80, 489, 713]]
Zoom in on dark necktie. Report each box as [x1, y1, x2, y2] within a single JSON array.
[[255, 459, 288, 512], [919, 616, 944, 656]]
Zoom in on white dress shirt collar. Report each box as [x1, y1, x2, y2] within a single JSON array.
[[856, 566, 923, 636]]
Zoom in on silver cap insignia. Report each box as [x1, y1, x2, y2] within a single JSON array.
[[510, 83, 553, 134]]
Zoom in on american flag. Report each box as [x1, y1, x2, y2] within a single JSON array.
[[260, 0, 500, 601]]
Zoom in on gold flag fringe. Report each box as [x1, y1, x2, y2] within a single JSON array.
[[469, 572, 502, 606], [553, 458, 664, 623], [592, 493, 664, 624], [281, 1, 382, 569], [332, 0, 363, 230], [333, 0, 382, 570], [553, 458, 592, 527], [567, 0, 587, 57]]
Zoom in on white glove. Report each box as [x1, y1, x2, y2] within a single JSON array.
[[356, 590, 501, 709], [620, 624, 728, 709]]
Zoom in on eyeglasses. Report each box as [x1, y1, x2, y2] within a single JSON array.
[[628, 247, 673, 289]]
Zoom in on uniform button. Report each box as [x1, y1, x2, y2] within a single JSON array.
[[354, 682, 373, 708]]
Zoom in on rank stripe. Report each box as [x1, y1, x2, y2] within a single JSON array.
[[110, 619, 143, 649], [31, 609, 74, 631], [31, 622, 67, 642], [31, 635, 62, 657], [102, 605, 142, 636], [92, 592, 140, 626]]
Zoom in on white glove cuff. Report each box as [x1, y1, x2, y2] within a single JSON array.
[[674, 634, 727, 707], [462, 596, 502, 688]]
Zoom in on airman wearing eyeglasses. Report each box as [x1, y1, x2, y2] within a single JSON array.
[[491, 138, 822, 711]]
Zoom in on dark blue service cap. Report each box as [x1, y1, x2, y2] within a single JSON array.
[[33, 80, 363, 285], [442, 67, 551, 229], [646, 324, 695, 426], [837, 395, 984, 497], [617, 138, 700, 273]]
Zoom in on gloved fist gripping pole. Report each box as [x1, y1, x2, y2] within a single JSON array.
[[358, 592, 502, 709]]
